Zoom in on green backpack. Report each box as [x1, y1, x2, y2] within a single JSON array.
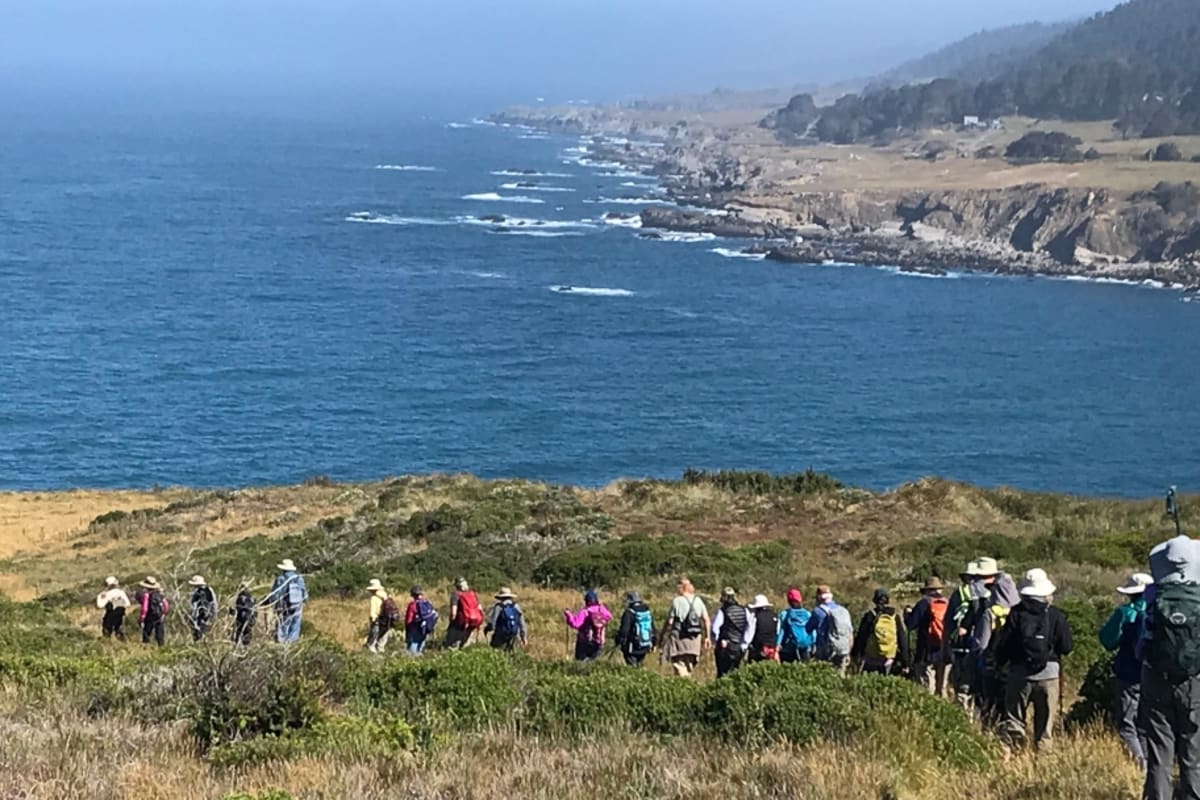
[[1147, 583, 1200, 682]]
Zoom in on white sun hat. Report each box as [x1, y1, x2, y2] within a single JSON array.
[[747, 594, 772, 609], [277, 559, 297, 572], [366, 579, 385, 593], [188, 575, 207, 586], [1117, 572, 1154, 595], [1019, 568, 1057, 598]]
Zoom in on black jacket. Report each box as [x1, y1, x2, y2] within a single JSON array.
[[615, 602, 657, 654], [751, 607, 778, 651], [994, 598, 1073, 674]]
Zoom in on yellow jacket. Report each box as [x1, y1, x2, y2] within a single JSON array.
[[369, 590, 388, 622]]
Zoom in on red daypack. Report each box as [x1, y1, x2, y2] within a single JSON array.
[[456, 591, 484, 629], [927, 597, 950, 650]]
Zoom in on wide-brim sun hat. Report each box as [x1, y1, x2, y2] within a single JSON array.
[[104, 576, 119, 587], [188, 575, 206, 586], [139, 577, 160, 589], [972, 557, 1000, 576], [922, 577, 945, 591], [1117, 572, 1153, 595], [1019, 571, 1057, 598], [366, 579, 384, 593], [495, 587, 517, 600], [277, 559, 297, 572], [748, 594, 772, 609]]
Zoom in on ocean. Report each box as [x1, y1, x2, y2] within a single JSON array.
[[2, 107, 1198, 495]]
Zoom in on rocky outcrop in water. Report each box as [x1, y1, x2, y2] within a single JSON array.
[[638, 208, 788, 239]]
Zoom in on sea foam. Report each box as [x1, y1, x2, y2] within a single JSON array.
[[463, 192, 545, 204]]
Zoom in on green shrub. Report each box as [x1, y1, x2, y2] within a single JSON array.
[[0, 597, 102, 657], [1066, 652, 1116, 731], [681, 468, 842, 495], [526, 662, 702, 734], [209, 716, 415, 768], [532, 535, 792, 589], [222, 791, 294, 800]]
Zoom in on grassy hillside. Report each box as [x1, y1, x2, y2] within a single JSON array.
[[0, 470, 1185, 799]]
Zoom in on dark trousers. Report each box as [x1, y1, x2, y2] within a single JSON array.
[[192, 614, 212, 642], [102, 608, 126, 640], [1142, 668, 1200, 800], [624, 649, 649, 667], [142, 617, 165, 647], [716, 644, 745, 677], [232, 614, 254, 646], [1114, 679, 1147, 768], [575, 640, 603, 662], [780, 648, 811, 664]]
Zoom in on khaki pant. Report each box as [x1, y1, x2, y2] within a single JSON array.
[[916, 657, 951, 698], [1000, 675, 1059, 751], [671, 654, 699, 677]]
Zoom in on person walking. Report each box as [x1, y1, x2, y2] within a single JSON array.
[[404, 585, 438, 655], [852, 588, 910, 676], [264, 559, 308, 644], [711, 587, 753, 677], [1141, 534, 1200, 800], [96, 576, 130, 641], [660, 576, 710, 677], [948, 557, 1018, 718], [444, 577, 484, 649], [137, 576, 169, 647], [906, 576, 950, 696], [1099, 572, 1152, 768], [776, 588, 814, 663], [747, 594, 779, 663], [615, 591, 656, 667], [994, 568, 1073, 752], [365, 579, 398, 654], [230, 582, 257, 646], [485, 587, 528, 651], [187, 575, 217, 642], [563, 589, 613, 662], [807, 584, 853, 675]]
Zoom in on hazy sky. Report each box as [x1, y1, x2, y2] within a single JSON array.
[[2, 0, 1123, 108]]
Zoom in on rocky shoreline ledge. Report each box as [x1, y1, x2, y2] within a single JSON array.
[[491, 108, 1200, 291]]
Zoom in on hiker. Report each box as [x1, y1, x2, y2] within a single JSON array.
[[906, 576, 950, 696], [615, 591, 657, 667], [1140, 534, 1200, 800], [95, 576, 130, 641], [187, 575, 217, 642], [994, 568, 1073, 751], [660, 576, 711, 677], [711, 587, 753, 677], [137, 576, 169, 647], [264, 559, 308, 644], [852, 588, 910, 676], [365, 579, 399, 654], [563, 589, 613, 662], [776, 588, 815, 663], [404, 585, 438, 655], [1099, 572, 1152, 768], [230, 582, 256, 646], [807, 584, 853, 675], [947, 557, 1019, 718], [747, 594, 779, 663], [444, 577, 484, 649], [485, 587, 527, 650]]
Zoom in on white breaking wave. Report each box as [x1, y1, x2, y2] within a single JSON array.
[[446, 122, 472, 129], [345, 212, 454, 226], [500, 182, 575, 192], [585, 197, 672, 205], [463, 192, 545, 204], [470, 118, 497, 126], [550, 285, 635, 296], [711, 247, 767, 261], [458, 216, 595, 230], [876, 266, 964, 280], [599, 170, 654, 179], [641, 231, 717, 243], [490, 229, 583, 238], [468, 271, 508, 279], [519, 133, 551, 140], [374, 164, 441, 172], [603, 215, 643, 229], [490, 169, 574, 178]]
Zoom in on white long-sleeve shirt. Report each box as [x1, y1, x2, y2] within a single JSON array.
[[710, 607, 755, 648]]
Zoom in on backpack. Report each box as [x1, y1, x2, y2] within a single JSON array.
[[456, 591, 485, 629], [494, 603, 521, 639], [146, 590, 167, 621], [867, 610, 899, 660], [584, 607, 609, 645], [677, 597, 704, 639], [820, 604, 853, 659], [1014, 604, 1052, 674], [415, 598, 439, 634], [381, 597, 402, 627], [1146, 583, 1200, 682], [632, 608, 654, 650], [780, 607, 814, 652], [926, 597, 949, 651]]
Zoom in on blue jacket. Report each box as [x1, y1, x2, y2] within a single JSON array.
[[1101, 597, 1146, 684], [266, 571, 308, 610]]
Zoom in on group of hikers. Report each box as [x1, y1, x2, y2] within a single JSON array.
[[92, 532, 1200, 800]]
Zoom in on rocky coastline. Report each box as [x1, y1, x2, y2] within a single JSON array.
[[490, 108, 1200, 291]]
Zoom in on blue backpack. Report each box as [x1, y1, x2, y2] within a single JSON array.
[[632, 608, 654, 650], [780, 607, 814, 652], [495, 603, 521, 638], [415, 598, 439, 634]]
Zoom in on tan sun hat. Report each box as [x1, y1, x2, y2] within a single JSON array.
[[139, 576, 160, 589], [1019, 568, 1057, 598], [1117, 573, 1153, 595], [495, 587, 517, 600], [922, 576, 945, 591], [104, 576, 119, 587], [747, 594, 772, 609], [188, 575, 207, 587], [277, 559, 297, 572], [366, 578, 385, 593], [972, 557, 1000, 577]]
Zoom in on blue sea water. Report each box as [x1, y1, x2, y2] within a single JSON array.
[[1, 107, 1198, 496]]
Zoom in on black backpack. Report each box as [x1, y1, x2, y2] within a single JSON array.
[[1013, 603, 1052, 674], [146, 590, 166, 621], [1146, 583, 1200, 682]]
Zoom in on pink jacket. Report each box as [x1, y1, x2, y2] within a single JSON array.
[[564, 603, 613, 645]]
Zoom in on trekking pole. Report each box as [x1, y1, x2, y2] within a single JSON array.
[[1167, 486, 1183, 537]]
